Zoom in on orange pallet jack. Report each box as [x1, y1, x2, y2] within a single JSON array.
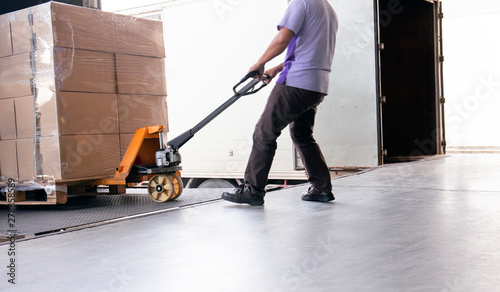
[[91, 72, 268, 202]]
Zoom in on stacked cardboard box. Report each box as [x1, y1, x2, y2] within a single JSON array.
[[0, 2, 168, 183]]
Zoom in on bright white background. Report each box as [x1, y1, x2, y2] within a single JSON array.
[[101, 0, 164, 11], [443, 0, 500, 150]]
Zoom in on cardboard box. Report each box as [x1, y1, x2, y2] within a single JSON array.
[[113, 13, 165, 58], [56, 92, 119, 135], [17, 137, 52, 181], [0, 140, 18, 179], [0, 17, 12, 58], [15, 96, 36, 139], [16, 91, 120, 138], [54, 48, 117, 93], [0, 99, 16, 140], [9, 4, 54, 55], [0, 53, 33, 99], [60, 134, 121, 180], [17, 134, 121, 181], [117, 95, 168, 133], [15, 91, 58, 139], [0, 50, 57, 100], [9, 12, 32, 55], [116, 54, 167, 96], [51, 3, 116, 53]]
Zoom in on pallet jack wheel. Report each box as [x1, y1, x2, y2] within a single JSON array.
[[169, 173, 184, 200], [148, 175, 175, 202]]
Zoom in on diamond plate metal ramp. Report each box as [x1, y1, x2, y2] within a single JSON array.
[[0, 188, 228, 238]]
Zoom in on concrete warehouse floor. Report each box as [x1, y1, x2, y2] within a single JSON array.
[[1, 153, 500, 291]]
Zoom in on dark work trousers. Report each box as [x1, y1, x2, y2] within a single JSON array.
[[244, 83, 332, 197]]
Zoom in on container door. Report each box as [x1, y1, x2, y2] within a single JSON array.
[[377, 0, 445, 162], [300, 0, 381, 170]]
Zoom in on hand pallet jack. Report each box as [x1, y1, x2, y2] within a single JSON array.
[[91, 72, 268, 202]]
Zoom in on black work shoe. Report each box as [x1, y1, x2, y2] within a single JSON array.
[[301, 186, 335, 202], [221, 184, 264, 206]]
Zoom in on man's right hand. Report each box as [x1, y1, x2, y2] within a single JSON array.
[[249, 63, 266, 79]]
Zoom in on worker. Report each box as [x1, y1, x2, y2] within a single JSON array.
[[222, 0, 338, 205]]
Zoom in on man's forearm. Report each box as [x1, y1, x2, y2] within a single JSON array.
[[249, 27, 294, 77], [256, 28, 295, 66]]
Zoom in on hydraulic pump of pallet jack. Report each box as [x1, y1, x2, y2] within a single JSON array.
[[155, 71, 269, 167]]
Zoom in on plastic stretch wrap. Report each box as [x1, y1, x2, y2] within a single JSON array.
[[0, 2, 167, 195]]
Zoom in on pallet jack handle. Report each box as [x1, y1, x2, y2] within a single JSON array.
[[233, 70, 269, 96], [166, 71, 269, 149]]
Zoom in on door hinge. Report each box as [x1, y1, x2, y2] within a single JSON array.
[[380, 96, 387, 104], [439, 55, 445, 62], [440, 97, 445, 104], [382, 149, 388, 157], [439, 12, 444, 19], [378, 43, 385, 51]]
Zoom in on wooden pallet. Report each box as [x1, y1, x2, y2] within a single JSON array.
[[1, 182, 69, 205], [0, 180, 124, 205], [0, 173, 157, 205]]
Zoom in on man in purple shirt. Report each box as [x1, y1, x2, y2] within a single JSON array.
[[222, 0, 338, 205]]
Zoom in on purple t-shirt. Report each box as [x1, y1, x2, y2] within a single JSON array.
[[276, 0, 338, 95]]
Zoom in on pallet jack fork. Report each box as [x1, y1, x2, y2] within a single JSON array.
[[92, 72, 268, 203]]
